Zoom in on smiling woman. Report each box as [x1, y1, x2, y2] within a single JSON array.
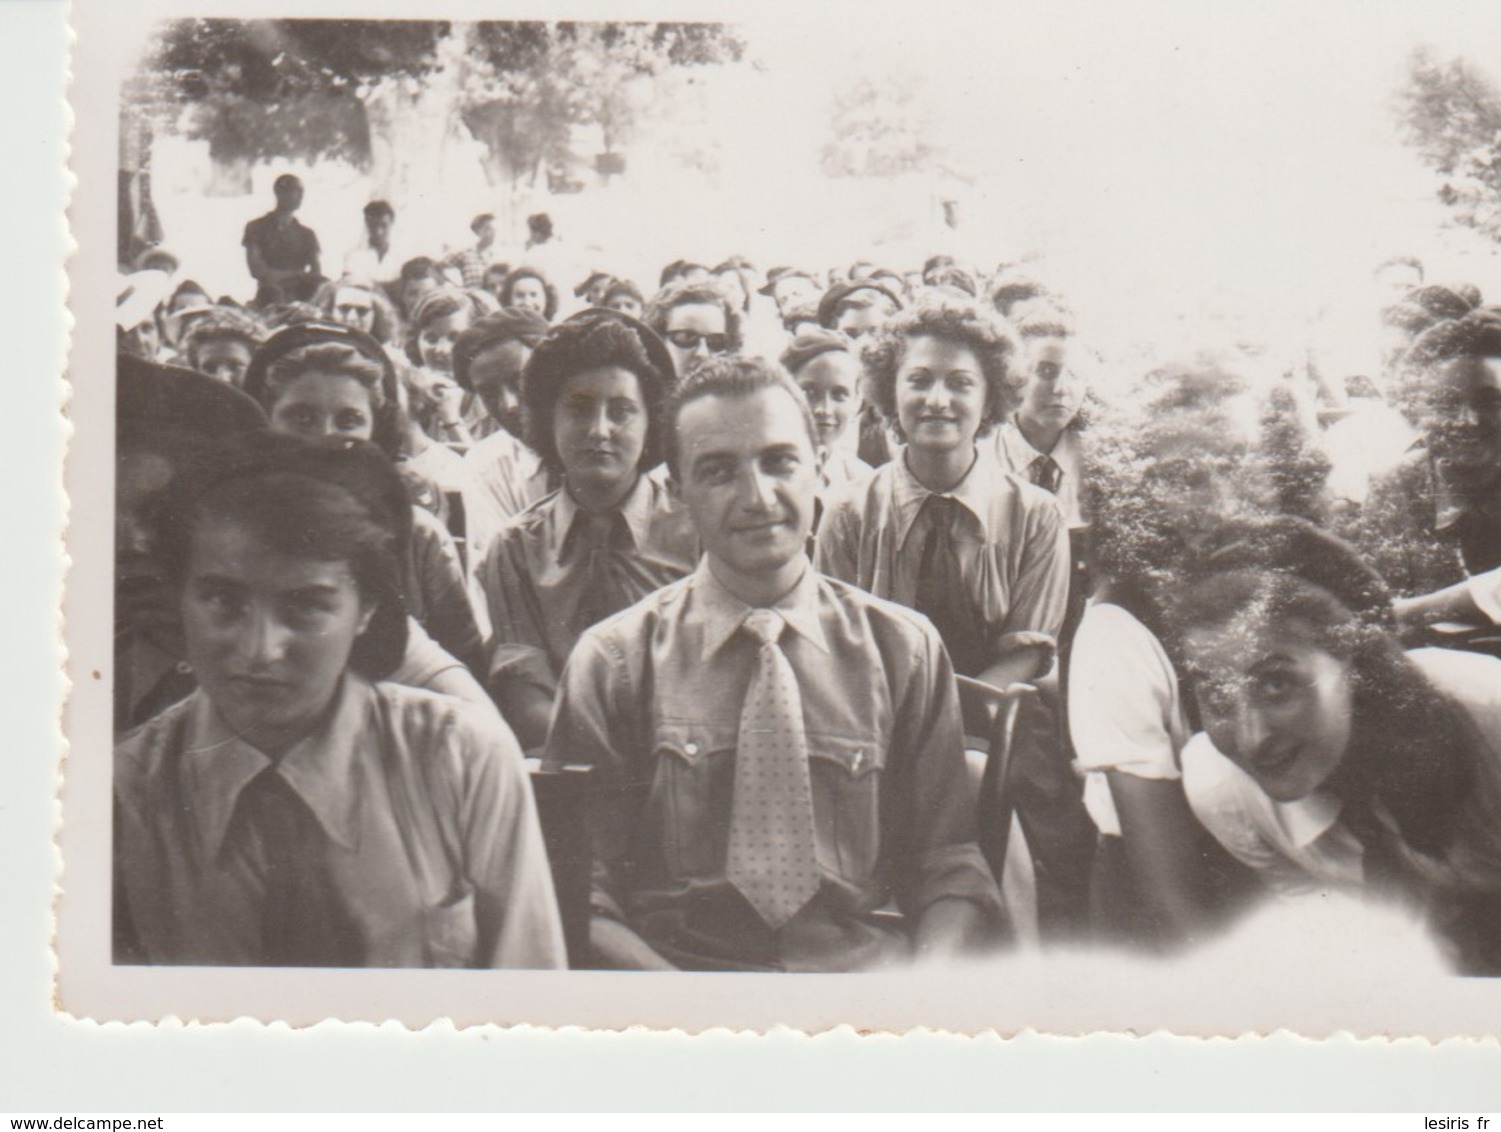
[[1171, 563, 1501, 974], [113, 432, 565, 969]]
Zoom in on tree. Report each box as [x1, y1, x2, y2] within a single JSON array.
[[820, 71, 939, 180], [1397, 46, 1501, 241], [459, 21, 746, 200], [130, 19, 451, 193]]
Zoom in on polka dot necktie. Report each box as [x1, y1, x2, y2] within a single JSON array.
[[725, 608, 821, 930]]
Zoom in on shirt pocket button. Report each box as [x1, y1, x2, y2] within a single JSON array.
[[684, 741, 700, 757]]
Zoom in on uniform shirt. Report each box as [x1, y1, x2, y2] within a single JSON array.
[[1067, 600, 1191, 837], [406, 506, 486, 676], [543, 560, 1004, 972], [993, 417, 1086, 530], [1184, 648, 1501, 892], [814, 444, 1071, 663], [242, 212, 320, 303], [114, 674, 566, 969], [478, 471, 698, 696], [461, 429, 555, 569], [818, 445, 873, 494]]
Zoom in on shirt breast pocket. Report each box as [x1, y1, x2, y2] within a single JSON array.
[[807, 733, 886, 887], [652, 723, 737, 882]]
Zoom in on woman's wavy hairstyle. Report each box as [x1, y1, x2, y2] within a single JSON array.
[[1170, 566, 1501, 925], [520, 312, 674, 477], [644, 280, 745, 360], [858, 295, 1022, 441], [500, 267, 560, 322]]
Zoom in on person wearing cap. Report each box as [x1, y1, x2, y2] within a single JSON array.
[[242, 174, 323, 308], [601, 278, 645, 320], [440, 213, 501, 291], [543, 354, 1003, 970], [712, 258, 758, 315], [779, 328, 872, 495], [243, 322, 488, 680], [573, 271, 617, 310], [117, 349, 496, 732], [758, 267, 822, 321], [114, 429, 565, 969], [645, 280, 743, 382], [817, 280, 903, 343], [116, 268, 174, 361], [115, 354, 269, 732], [180, 307, 265, 389], [476, 311, 697, 752], [453, 308, 557, 566]]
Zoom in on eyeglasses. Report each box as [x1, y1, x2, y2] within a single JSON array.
[[665, 329, 732, 354]]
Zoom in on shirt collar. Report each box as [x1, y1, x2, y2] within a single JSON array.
[[1267, 789, 1346, 851], [1000, 415, 1077, 465], [890, 443, 1000, 549], [183, 674, 371, 860], [553, 471, 655, 560], [693, 557, 830, 657]]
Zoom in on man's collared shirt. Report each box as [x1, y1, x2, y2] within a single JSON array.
[[544, 560, 1003, 972], [814, 443, 1071, 663], [115, 674, 566, 969], [440, 244, 493, 290], [477, 471, 698, 694], [993, 417, 1086, 530]]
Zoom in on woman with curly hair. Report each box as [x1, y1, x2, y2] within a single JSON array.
[[814, 296, 1071, 691], [500, 266, 560, 323], [1171, 550, 1501, 974], [475, 310, 698, 750], [1069, 356, 1330, 952]]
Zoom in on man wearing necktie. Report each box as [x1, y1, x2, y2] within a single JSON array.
[[545, 357, 1003, 971]]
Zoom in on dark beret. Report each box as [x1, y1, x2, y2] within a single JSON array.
[[816, 280, 904, 329], [452, 307, 552, 392], [779, 327, 854, 375], [117, 353, 266, 447]]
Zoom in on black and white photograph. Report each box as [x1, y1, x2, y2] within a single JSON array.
[[52, 0, 1501, 1037]]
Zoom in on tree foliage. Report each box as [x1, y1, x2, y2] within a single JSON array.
[[129, 18, 746, 190], [135, 19, 451, 167], [820, 72, 939, 180], [1397, 46, 1501, 241], [461, 22, 746, 190]]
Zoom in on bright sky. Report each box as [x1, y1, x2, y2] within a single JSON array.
[[124, 0, 1501, 364]]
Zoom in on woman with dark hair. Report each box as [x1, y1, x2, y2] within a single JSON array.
[[500, 266, 559, 323], [475, 310, 698, 750], [113, 432, 565, 969], [245, 323, 486, 678], [815, 296, 1070, 691], [1069, 358, 1329, 951], [1172, 563, 1501, 974], [601, 278, 645, 320]]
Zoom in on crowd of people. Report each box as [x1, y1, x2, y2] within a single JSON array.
[[109, 173, 1501, 975]]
